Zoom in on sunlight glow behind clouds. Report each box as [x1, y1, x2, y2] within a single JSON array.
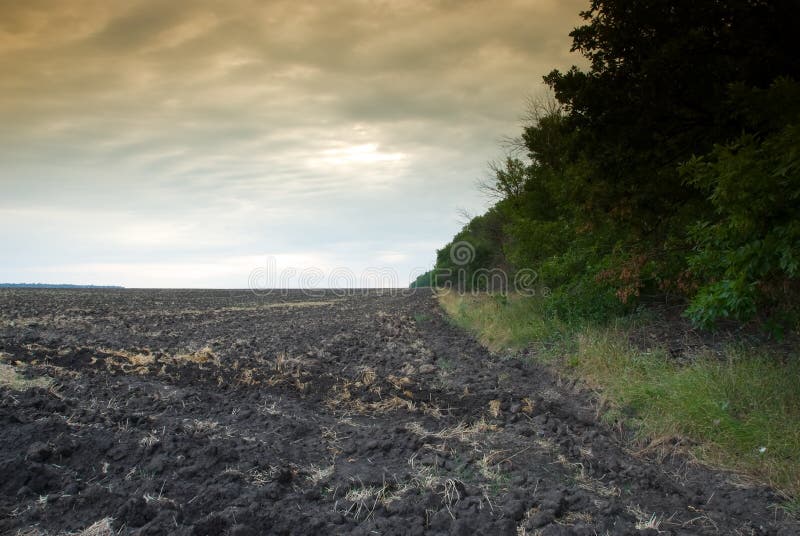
[[0, 0, 587, 287], [319, 143, 406, 165]]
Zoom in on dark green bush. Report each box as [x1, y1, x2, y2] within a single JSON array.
[[681, 80, 800, 327]]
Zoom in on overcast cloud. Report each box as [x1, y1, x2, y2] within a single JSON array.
[[0, 0, 586, 287]]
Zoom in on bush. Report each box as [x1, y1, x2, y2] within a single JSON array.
[[681, 80, 800, 328]]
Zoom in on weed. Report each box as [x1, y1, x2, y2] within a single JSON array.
[[437, 358, 454, 372], [628, 505, 662, 530], [477, 450, 511, 495]]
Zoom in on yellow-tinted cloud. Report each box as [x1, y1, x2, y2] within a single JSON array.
[[0, 0, 587, 286]]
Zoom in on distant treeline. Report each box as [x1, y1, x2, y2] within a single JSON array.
[[418, 0, 800, 331], [0, 283, 125, 289]]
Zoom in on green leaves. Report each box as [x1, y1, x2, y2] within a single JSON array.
[[680, 85, 800, 327], [685, 278, 758, 329], [429, 2, 800, 332]]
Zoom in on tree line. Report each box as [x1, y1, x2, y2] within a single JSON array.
[[416, 0, 800, 331]]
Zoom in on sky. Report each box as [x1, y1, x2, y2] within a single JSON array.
[[0, 0, 586, 288]]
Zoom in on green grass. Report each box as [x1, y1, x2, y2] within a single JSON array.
[[438, 291, 570, 357], [438, 291, 800, 498]]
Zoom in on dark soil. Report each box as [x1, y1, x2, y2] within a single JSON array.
[[0, 289, 796, 535]]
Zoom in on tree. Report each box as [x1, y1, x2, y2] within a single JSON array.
[[478, 157, 529, 201], [544, 0, 800, 234]]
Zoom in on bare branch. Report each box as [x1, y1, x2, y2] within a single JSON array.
[[520, 89, 563, 129], [455, 207, 474, 226]]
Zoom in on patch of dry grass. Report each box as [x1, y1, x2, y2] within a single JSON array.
[[74, 516, 115, 536], [406, 418, 497, 448], [487, 399, 502, 418], [174, 346, 215, 364], [307, 463, 335, 486], [98, 348, 152, 363], [338, 483, 403, 521], [0, 363, 52, 391], [266, 300, 340, 308], [175, 300, 342, 315], [325, 380, 441, 417], [183, 418, 219, 433], [15, 517, 116, 536]]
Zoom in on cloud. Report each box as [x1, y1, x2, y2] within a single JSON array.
[[0, 0, 587, 287]]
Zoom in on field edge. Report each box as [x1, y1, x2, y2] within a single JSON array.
[[437, 291, 800, 503]]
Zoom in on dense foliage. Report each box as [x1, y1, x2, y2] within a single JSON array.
[[428, 0, 800, 330]]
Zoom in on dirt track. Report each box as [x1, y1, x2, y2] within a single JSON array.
[[0, 289, 796, 535]]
